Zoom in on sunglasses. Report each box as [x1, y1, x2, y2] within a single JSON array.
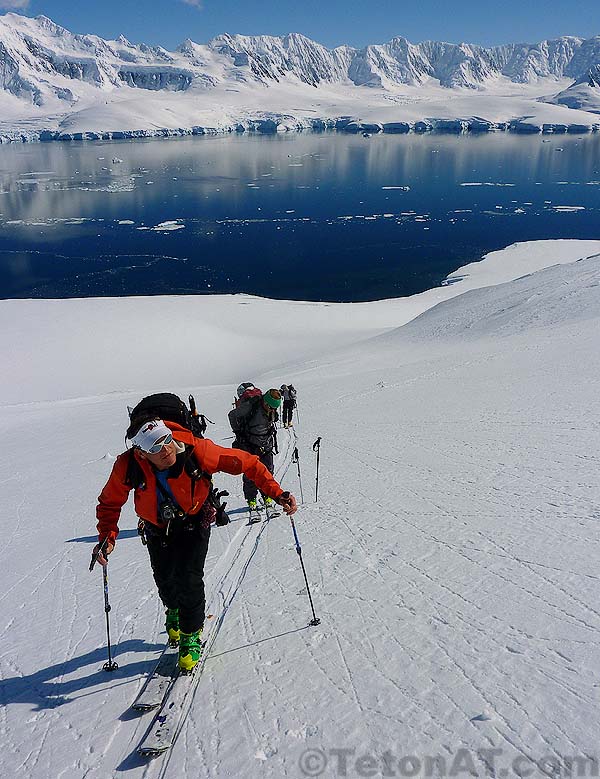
[[145, 433, 173, 454]]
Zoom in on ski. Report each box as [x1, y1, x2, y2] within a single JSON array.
[[247, 506, 263, 524], [131, 644, 179, 712], [137, 645, 209, 756], [248, 504, 279, 523]]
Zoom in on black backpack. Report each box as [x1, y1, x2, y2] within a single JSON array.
[[127, 392, 209, 440], [124, 393, 230, 526], [234, 394, 278, 455]]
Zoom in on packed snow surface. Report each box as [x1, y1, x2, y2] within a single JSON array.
[[1, 238, 600, 777]]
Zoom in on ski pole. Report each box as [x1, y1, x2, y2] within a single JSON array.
[[101, 562, 119, 671], [90, 540, 119, 672], [312, 437, 322, 502], [295, 404, 300, 426], [289, 517, 320, 626], [292, 446, 304, 504]]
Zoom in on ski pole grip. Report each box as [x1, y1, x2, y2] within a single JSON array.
[[312, 437, 321, 452], [89, 538, 108, 572]]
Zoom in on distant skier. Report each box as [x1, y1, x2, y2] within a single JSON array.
[[280, 385, 287, 427], [92, 413, 297, 672], [281, 383, 297, 428], [228, 388, 281, 512]]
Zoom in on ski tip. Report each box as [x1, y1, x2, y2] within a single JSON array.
[[132, 703, 160, 712], [138, 746, 170, 758]]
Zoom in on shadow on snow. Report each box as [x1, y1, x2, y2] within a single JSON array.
[[66, 529, 140, 544], [0, 638, 164, 711]]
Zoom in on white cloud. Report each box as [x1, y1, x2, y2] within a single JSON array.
[[0, 0, 30, 9], [180, 0, 203, 7]]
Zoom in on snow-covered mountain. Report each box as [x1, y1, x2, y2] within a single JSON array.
[[0, 13, 599, 140], [548, 61, 600, 113], [2, 14, 599, 101]]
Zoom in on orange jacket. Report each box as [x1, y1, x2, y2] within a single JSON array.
[[96, 421, 284, 544]]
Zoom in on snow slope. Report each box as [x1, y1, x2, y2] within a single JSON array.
[[0, 13, 599, 141], [1, 239, 600, 777]]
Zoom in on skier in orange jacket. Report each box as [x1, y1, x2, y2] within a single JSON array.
[[93, 418, 297, 671]]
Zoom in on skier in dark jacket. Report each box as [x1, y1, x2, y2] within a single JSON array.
[[281, 384, 297, 428], [228, 388, 281, 511]]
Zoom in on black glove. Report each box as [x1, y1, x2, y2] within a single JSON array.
[[215, 506, 230, 526], [212, 487, 230, 526]]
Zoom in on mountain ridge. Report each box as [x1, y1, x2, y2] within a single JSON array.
[[2, 13, 599, 101], [0, 13, 599, 140]]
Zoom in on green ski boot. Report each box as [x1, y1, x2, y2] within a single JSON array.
[[178, 628, 204, 673], [165, 608, 180, 646]]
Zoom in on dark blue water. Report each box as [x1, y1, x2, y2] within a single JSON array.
[[0, 133, 598, 301]]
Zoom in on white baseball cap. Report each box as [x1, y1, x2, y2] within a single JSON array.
[[129, 419, 173, 453]]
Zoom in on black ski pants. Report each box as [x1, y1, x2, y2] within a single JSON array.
[[144, 520, 211, 634], [237, 446, 274, 502], [282, 401, 294, 426]]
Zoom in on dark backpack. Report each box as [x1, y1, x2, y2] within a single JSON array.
[[124, 393, 230, 526], [235, 387, 263, 408], [233, 394, 278, 455], [127, 392, 208, 440]]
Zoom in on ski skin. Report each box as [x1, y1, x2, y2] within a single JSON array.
[[132, 636, 206, 713], [137, 645, 208, 756], [131, 644, 179, 711]]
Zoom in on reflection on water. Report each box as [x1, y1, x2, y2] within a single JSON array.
[[0, 133, 598, 301]]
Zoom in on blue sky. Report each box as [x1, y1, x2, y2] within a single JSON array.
[[1, 0, 599, 50]]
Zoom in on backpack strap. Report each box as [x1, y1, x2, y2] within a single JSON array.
[[124, 446, 213, 505], [182, 446, 213, 504]]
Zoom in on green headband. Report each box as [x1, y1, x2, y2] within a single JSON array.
[[263, 390, 281, 409]]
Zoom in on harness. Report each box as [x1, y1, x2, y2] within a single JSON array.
[[126, 446, 229, 541]]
